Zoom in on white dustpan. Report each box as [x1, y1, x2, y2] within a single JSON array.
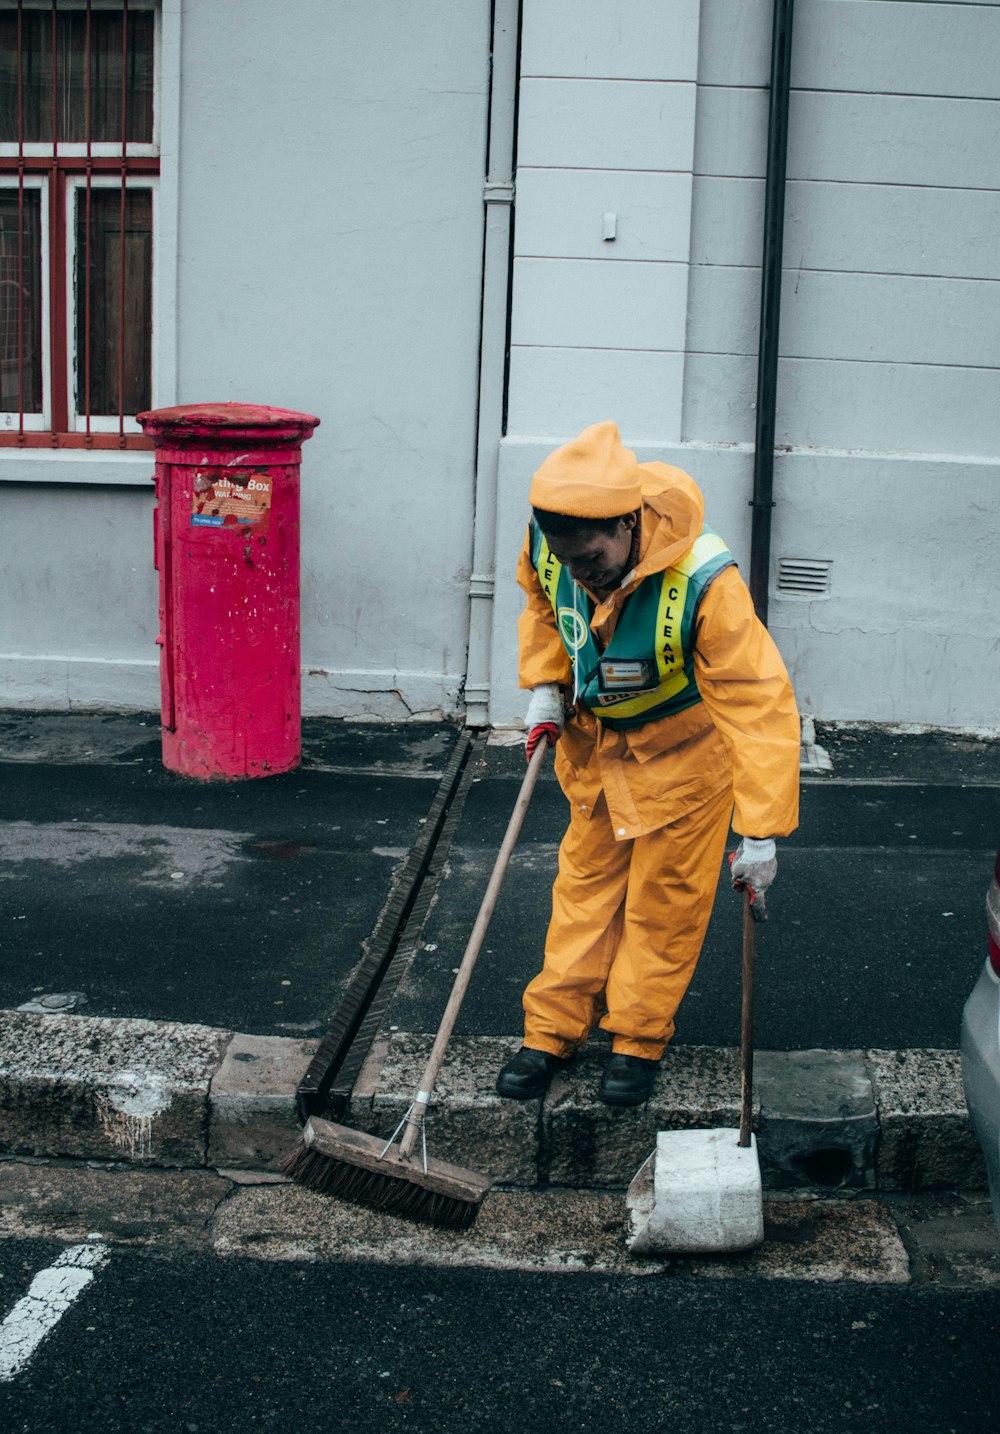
[[626, 893, 765, 1255]]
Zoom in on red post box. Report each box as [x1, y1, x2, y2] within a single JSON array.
[[138, 402, 320, 780]]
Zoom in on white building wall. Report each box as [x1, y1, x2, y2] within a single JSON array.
[[508, 0, 700, 439], [174, 0, 490, 719], [490, 0, 1000, 731], [0, 0, 491, 719], [2, 0, 998, 733], [0, 481, 159, 709]]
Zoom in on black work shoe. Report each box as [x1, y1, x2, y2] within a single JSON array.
[[598, 1053, 659, 1107], [496, 1046, 572, 1101]]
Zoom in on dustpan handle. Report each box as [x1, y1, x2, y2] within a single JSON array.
[[398, 740, 548, 1157], [738, 891, 756, 1147]]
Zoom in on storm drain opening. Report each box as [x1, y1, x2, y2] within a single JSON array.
[[795, 1147, 856, 1188], [777, 558, 832, 597]]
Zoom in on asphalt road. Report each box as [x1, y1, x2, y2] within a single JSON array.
[[0, 1236, 997, 1434]]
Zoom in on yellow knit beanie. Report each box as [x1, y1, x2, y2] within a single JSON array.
[[528, 421, 643, 518]]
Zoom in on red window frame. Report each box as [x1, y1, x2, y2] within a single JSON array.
[[0, 0, 158, 450]]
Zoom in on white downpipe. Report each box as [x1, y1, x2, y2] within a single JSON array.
[[464, 0, 520, 728]]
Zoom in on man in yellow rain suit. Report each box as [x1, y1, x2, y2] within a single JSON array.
[[496, 421, 800, 1107]]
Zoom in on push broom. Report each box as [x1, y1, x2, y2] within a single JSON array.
[[281, 740, 549, 1230]]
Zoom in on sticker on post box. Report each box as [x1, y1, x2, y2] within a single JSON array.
[[191, 468, 272, 533]]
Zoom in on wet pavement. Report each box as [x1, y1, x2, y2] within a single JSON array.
[[0, 714, 457, 1037], [0, 711, 997, 1056], [3, 714, 998, 1432], [387, 736, 999, 1051]]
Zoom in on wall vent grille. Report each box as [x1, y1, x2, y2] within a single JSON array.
[[778, 558, 832, 597]]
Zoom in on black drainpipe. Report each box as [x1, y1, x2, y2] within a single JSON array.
[[749, 0, 796, 625]]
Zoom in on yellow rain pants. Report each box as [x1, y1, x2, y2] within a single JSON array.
[[523, 779, 734, 1059]]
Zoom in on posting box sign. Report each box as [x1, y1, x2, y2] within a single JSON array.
[[191, 468, 273, 533]]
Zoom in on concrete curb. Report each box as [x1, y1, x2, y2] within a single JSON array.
[[0, 1013, 314, 1173], [0, 1013, 987, 1194], [351, 1034, 987, 1194]]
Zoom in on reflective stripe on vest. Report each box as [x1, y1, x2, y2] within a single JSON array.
[[529, 521, 736, 730]]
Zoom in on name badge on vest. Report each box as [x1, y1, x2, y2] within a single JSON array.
[[598, 658, 657, 693]]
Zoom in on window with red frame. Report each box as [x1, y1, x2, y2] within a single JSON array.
[[0, 1, 157, 448]]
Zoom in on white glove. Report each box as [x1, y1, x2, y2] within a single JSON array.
[[730, 837, 777, 921], [524, 683, 564, 731], [523, 683, 564, 760]]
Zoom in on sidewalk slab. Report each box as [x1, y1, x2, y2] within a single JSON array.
[[211, 1185, 912, 1284], [0, 1011, 230, 1166], [689, 1198, 909, 1285], [866, 1048, 987, 1191], [349, 1032, 539, 1187], [543, 1043, 745, 1188], [0, 1161, 232, 1254], [754, 1049, 878, 1190], [0, 711, 459, 777], [813, 722, 1000, 785], [208, 1032, 319, 1170]]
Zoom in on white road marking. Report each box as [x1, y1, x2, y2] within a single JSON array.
[[0, 1243, 109, 1382]]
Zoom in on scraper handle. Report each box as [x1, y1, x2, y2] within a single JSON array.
[[738, 892, 756, 1148]]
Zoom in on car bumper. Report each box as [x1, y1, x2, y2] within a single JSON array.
[[961, 960, 1000, 1237]]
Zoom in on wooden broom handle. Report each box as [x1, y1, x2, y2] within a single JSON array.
[[399, 740, 548, 1157], [738, 891, 756, 1147]]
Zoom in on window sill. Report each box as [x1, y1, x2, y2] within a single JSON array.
[[0, 433, 154, 450], [0, 447, 156, 487]]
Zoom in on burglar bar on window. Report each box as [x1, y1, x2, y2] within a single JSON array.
[[0, 1, 157, 448]]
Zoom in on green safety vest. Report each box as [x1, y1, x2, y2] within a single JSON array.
[[529, 520, 735, 730]]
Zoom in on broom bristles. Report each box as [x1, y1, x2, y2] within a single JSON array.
[[280, 1139, 482, 1231]]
